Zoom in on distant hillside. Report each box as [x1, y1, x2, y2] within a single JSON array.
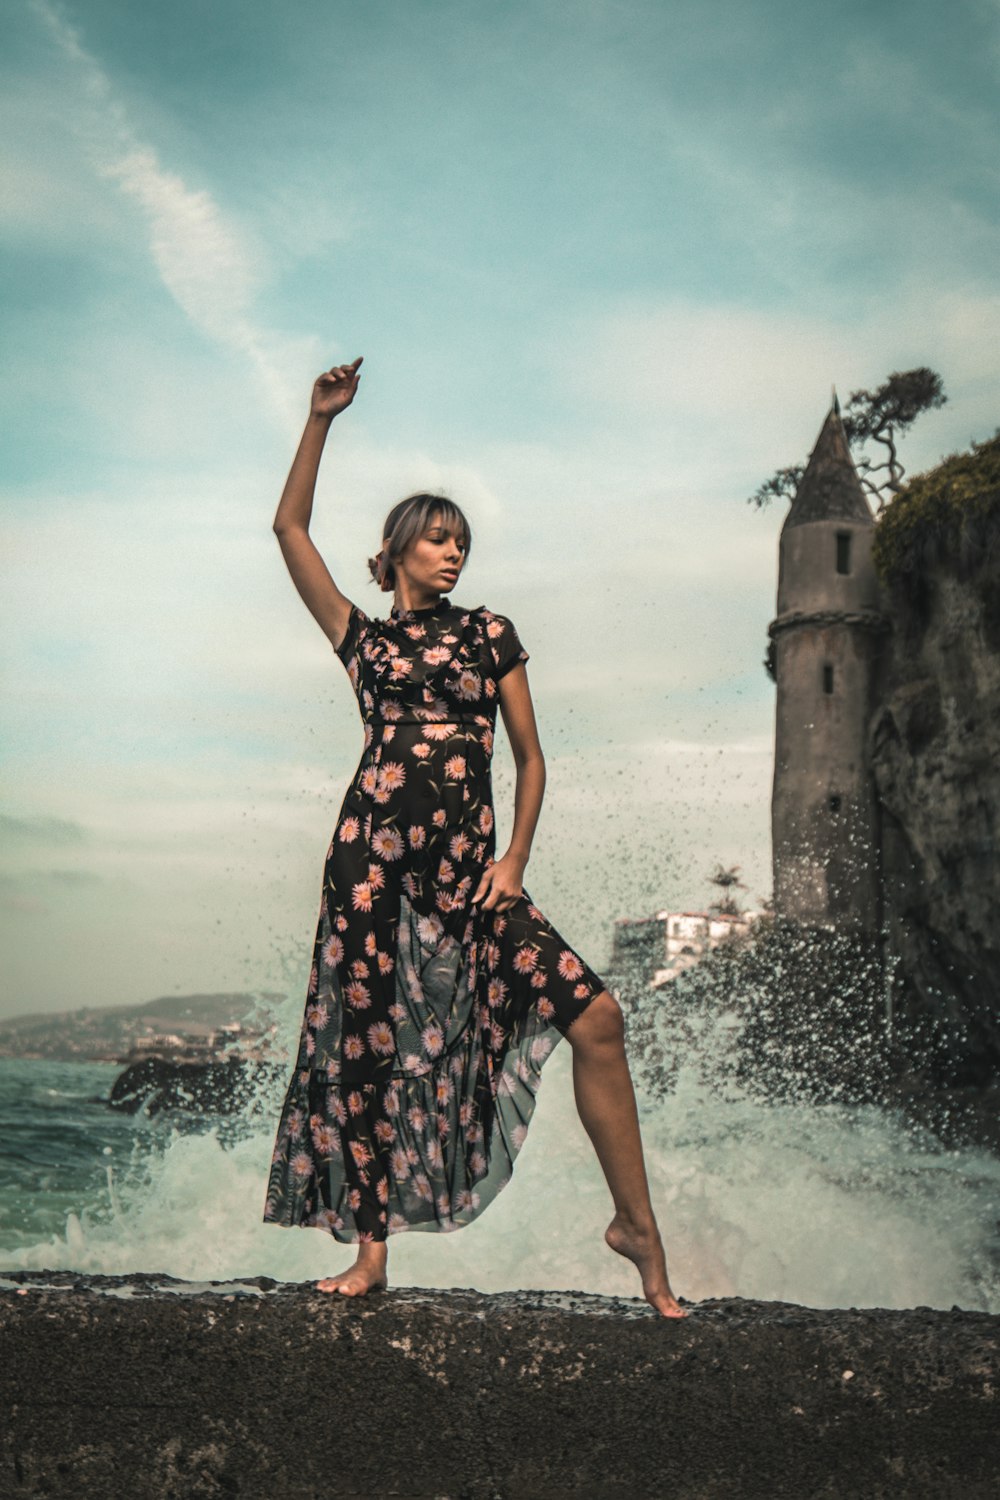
[[0, 992, 284, 1063]]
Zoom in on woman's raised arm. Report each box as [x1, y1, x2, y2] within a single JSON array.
[[272, 358, 363, 654]]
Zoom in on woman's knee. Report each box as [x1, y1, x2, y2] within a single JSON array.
[[568, 990, 625, 1051]]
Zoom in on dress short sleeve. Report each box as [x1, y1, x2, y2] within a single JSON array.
[[334, 603, 370, 664], [488, 612, 530, 681]]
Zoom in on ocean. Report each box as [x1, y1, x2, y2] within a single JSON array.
[[2, 1007, 999, 1312]]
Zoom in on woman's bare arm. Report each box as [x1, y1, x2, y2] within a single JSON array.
[[472, 663, 546, 912], [272, 358, 363, 654]]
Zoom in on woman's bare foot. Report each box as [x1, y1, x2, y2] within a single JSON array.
[[605, 1210, 688, 1318], [316, 1242, 388, 1297]]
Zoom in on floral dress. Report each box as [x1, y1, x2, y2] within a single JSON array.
[[262, 596, 607, 1243]]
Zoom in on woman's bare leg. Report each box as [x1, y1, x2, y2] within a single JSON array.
[[566, 991, 688, 1318], [316, 1239, 388, 1296]]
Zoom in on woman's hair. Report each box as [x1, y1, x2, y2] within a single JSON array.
[[367, 492, 472, 593]]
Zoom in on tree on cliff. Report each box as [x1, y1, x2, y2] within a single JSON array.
[[706, 862, 748, 917], [748, 367, 947, 514]]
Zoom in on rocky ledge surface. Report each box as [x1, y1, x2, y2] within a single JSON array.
[[1, 1273, 997, 1499]]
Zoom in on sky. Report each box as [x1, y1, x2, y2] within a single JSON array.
[[2, 0, 998, 1018]]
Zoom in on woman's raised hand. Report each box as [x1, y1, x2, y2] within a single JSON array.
[[311, 357, 364, 420]]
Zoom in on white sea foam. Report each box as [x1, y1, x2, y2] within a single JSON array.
[[4, 1025, 999, 1312]]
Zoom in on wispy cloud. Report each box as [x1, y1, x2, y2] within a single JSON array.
[[30, 0, 310, 431]]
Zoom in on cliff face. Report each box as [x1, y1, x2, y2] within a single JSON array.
[[870, 523, 1000, 1087]]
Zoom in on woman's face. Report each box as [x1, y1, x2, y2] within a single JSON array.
[[398, 512, 467, 594]]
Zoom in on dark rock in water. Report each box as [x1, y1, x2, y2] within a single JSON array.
[[106, 1056, 285, 1116], [1, 1273, 997, 1498]]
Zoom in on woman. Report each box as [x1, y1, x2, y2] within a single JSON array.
[[263, 357, 687, 1319]]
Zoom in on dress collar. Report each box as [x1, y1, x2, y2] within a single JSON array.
[[389, 595, 453, 622]]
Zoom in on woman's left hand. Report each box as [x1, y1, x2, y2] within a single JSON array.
[[472, 852, 526, 914]]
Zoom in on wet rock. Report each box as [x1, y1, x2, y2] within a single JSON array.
[[1, 1274, 997, 1498]]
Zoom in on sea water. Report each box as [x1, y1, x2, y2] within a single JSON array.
[[1, 1002, 998, 1312]]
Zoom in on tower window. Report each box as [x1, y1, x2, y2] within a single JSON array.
[[836, 532, 851, 574], [822, 663, 834, 694]]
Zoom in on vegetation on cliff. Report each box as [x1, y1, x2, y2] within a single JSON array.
[[871, 429, 1000, 588]]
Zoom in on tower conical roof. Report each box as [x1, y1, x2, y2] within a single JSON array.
[[782, 402, 874, 531]]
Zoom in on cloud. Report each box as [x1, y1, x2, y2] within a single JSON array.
[[0, 813, 88, 845], [29, 0, 313, 433]]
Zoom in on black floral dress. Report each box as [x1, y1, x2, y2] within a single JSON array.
[[262, 596, 607, 1243]]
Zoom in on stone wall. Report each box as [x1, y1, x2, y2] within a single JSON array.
[[2, 1273, 998, 1499]]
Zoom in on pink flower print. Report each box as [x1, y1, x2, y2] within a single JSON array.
[[470, 1150, 487, 1177], [485, 678, 497, 700], [414, 1173, 433, 1201], [339, 816, 361, 843], [378, 760, 406, 792], [487, 977, 507, 1009], [343, 1034, 365, 1060], [349, 1140, 373, 1169], [374, 1118, 395, 1144], [407, 1104, 428, 1132], [308, 963, 319, 996], [291, 1151, 313, 1178], [432, 808, 447, 827], [489, 1020, 506, 1052], [305, 1032, 316, 1057], [437, 857, 455, 885], [435, 1074, 453, 1106], [574, 982, 592, 999], [347, 1090, 365, 1115], [527, 903, 544, 920], [311, 1121, 338, 1155], [384, 1086, 401, 1116], [444, 754, 466, 779], [380, 701, 404, 721], [389, 1001, 408, 1024], [485, 939, 501, 970], [403, 623, 427, 640], [411, 742, 431, 758], [408, 824, 427, 848], [372, 827, 404, 861], [367, 1021, 395, 1055], [345, 980, 371, 1009], [422, 645, 452, 666], [423, 723, 455, 741], [390, 1147, 411, 1181], [364, 931, 378, 956], [330, 1093, 348, 1126], [350, 958, 370, 977], [323, 933, 344, 967], [416, 912, 444, 946], [335, 914, 349, 931], [389, 657, 414, 679], [449, 831, 472, 859], [459, 1098, 474, 1127], [401, 870, 418, 899], [360, 766, 379, 796], [287, 1106, 305, 1139], [306, 1001, 328, 1030], [513, 944, 539, 974], [479, 806, 494, 834], [536, 996, 556, 1021], [422, 1024, 445, 1057], [366, 862, 386, 890], [456, 669, 482, 700], [352, 880, 373, 912], [437, 1113, 451, 1139], [377, 949, 395, 975], [486, 619, 504, 640], [558, 950, 585, 981]]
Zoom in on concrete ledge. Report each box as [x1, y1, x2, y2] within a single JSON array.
[[1, 1272, 998, 1499]]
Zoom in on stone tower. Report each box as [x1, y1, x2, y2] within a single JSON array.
[[768, 399, 887, 932]]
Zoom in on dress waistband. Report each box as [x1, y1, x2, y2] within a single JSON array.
[[367, 716, 489, 729]]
